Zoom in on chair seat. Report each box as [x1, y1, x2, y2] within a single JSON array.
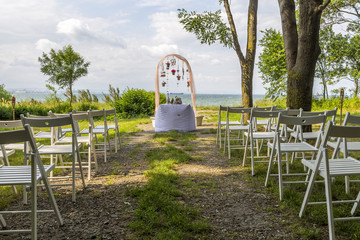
[[302, 157, 360, 177], [38, 145, 74, 155], [34, 131, 52, 139], [268, 142, 318, 152], [95, 124, 116, 129], [229, 125, 248, 131], [290, 131, 320, 140], [221, 120, 242, 126], [327, 141, 360, 151], [80, 129, 105, 134], [247, 119, 268, 125], [244, 131, 275, 139], [5, 143, 25, 151], [0, 164, 55, 185], [56, 136, 90, 144], [0, 149, 15, 158]]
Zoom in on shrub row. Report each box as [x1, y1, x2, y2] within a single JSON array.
[[114, 88, 166, 118], [0, 101, 100, 120]]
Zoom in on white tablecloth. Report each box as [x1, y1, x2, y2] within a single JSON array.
[[155, 104, 196, 132]]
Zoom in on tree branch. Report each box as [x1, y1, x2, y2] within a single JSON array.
[[316, 0, 331, 13], [223, 0, 245, 63]]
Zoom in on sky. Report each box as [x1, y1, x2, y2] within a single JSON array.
[[0, 0, 286, 95]]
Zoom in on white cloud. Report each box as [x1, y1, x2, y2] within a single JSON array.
[[56, 18, 127, 48], [57, 18, 90, 36], [149, 11, 191, 44], [35, 39, 59, 52], [140, 44, 178, 57]]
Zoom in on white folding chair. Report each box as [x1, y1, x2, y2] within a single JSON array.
[[80, 109, 111, 162], [242, 109, 285, 176], [95, 108, 121, 153], [264, 113, 326, 200], [216, 105, 243, 148], [21, 114, 86, 202], [0, 125, 63, 239], [299, 121, 360, 240], [328, 112, 360, 194], [55, 112, 98, 180], [224, 107, 251, 159]]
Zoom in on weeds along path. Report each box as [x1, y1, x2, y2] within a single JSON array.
[[1, 124, 296, 239]]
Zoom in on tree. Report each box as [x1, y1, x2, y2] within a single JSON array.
[[178, 0, 258, 109], [322, 0, 360, 32], [0, 84, 12, 102], [333, 33, 360, 97], [258, 29, 287, 100], [278, 0, 330, 110], [38, 45, 90, 106], [315, 27, 342, 99]]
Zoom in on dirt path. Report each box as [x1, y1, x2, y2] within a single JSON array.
[[2, 123, 297, 239]]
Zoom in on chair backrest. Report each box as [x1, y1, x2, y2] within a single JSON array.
[[87, 109, 107, 129], [343, 112, 360, 126], [226, 107, 251, 125], [278, 113, 327, 141], [105, 108, 119, 127], [322, 121, 360, 150], [0, 120, 23, 129], [0, 125, 32, 145], [26, 112, 51, 118], [250, 109, 285, 119], [0, 125, 40, 159], [21, 114, 74, 128], [278, 113, 327, 126], [285, 108, 302, 117], [254, 105, 275, 111]]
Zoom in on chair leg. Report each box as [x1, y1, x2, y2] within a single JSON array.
[[345, 176, 350, 194], [31, 155, 37, 240], [324, 168, 336, 239], [88, 146, 91, 181], [76, 146, 86, 189], [265, 143, 276, 187], [299, 169, 318, 218], [228, 130, 231, 159], [278, 149, 284, 201], [251, 139, 255, 176], [351, 191, 360, 215], [242, 134, 249, 167], [36, 155, 64, 226], [0, 214, 6, 227]]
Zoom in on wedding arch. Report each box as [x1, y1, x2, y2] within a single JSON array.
[[154, 54, 197, 116]]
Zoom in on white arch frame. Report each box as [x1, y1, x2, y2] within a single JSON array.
[[155, 54, 197, 116]]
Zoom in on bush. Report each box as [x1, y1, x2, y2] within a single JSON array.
[[115, 88, 165, 118]]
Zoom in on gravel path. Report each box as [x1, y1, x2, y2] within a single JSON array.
[[1, 123, 299, 239]]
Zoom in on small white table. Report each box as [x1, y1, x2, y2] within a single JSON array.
[[155, 104, 196, 132]]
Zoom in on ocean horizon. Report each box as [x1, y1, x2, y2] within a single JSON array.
[[12, 92, 266, 107]]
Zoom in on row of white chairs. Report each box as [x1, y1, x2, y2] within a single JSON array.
[[0, 108, 121, 239], [217, 105, 360, 239]]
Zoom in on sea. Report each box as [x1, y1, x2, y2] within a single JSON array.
[[11, 92, 265, 107]]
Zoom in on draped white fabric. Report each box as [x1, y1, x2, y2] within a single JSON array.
[[155, 104, 196, 132]]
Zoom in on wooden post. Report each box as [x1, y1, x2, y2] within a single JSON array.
[[340, 87, 344, 125], [11, 96, 16, 120]]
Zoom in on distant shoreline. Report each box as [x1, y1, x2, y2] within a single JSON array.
[[12, 92, 266, 107]]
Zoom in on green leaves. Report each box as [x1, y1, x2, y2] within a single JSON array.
[[38, 45, 90, 106], [258, 29, 287, 100], [177, 8, 233, 48]]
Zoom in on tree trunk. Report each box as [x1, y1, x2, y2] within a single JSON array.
[[224, 0, 257, 110], [279, 0, 329, 111], [355, 79, 359, 98], [69, 85, 73, 107]]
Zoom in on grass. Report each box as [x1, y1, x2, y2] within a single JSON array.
[[128, 144, 211, 239]]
